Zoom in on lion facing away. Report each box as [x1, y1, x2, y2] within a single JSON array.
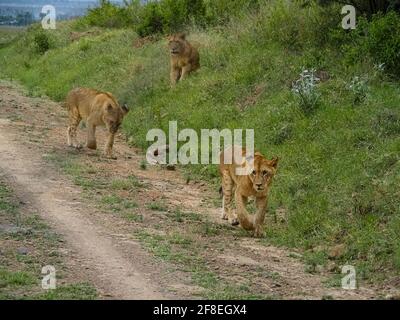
[[219, 145, 279, 237], [168, 33, 200, 85], [65, 87, 129, 159]]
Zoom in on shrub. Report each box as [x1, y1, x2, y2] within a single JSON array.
[[264, 1, 306, 50], [203, 0, 259, 25], [256, 1, 341, 51], [33, 31, 50, 54], [136, 2, 165, 37], [161, 0, 207, 32], [365, 11, 400, 77], [80, 0, 259, 37], [292, 68, 321, 114], [334, 11, 400, 77], [83, 0, 132, 28], [136, 0, 207, 36], [346, 76, 369, 104]]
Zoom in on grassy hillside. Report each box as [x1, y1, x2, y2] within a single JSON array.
[[0, 0, 399, 283]]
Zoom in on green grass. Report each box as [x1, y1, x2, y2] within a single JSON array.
[[0, 183, 17, 214], [147, 201, 168, 212], [101, 194, 138, 212], [30, 283, 97, 300], [0, 269, 37, 287], [0, 26, 24, 48], [0, 0, 399, 283], [111, 175, 144, 190]]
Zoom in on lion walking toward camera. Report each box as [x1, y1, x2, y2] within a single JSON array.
[[65, 88, 129, 159], [168, 33, 200, 85], [219, 145, 278, 237]]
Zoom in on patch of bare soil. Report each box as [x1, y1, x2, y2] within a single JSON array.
[[0, 80, 389, 299]]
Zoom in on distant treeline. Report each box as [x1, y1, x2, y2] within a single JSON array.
[[0, 1, 96, 26], [0, 11, 34, 26]]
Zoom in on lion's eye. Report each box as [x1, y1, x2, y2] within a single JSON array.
[[262, 170, 268, 176], [251, 170, 256, 175]]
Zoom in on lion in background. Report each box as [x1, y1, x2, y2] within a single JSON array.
[[168, 33, 200, 85], [65, 87, 129, 159], [219, 145, 279, 237]]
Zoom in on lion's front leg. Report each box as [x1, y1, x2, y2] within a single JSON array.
[[253, 196, 267, 238], [235, 190, 254, 231], [103, 131, 116, 159], [180, 65, 192, 81], [170, 66, 181, 85], [86, 123, 97, 150]]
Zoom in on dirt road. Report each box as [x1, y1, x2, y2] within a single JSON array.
[[0, 80, 383, 299]]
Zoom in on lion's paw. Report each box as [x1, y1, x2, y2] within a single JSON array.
[[70, 143, 83, 150], [253, 226, 265, 238]]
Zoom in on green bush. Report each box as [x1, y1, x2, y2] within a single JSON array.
[[82, 0, 132, 28], [33, 31, 50, 54], [136, 0, 207, 36], [136, 2, 165, 37], [80, 0, 259, 37], [366, 11, 400, 77], [291, 68, 321, 114], [254, 1, 341, 51], [333, 11, 400, 77], [203, 0, 259, 25]]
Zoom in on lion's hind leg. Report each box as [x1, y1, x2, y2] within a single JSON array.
[[67, 107, 82, 149]]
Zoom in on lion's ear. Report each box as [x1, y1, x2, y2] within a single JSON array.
[[269, 157, 279, 169], [121, 104, 129, 115]]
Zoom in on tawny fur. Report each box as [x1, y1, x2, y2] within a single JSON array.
[[168, 33, 200, 85], [65, 87, 128, 158], [219, 145, 278, 237]]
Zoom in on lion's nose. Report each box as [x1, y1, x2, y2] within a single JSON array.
[[256, 183, 262, 187]]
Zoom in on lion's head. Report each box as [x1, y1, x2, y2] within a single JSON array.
[[102, 96, 129, 134], [247, 153, 278, 192], [168, 33, 186, 55]]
